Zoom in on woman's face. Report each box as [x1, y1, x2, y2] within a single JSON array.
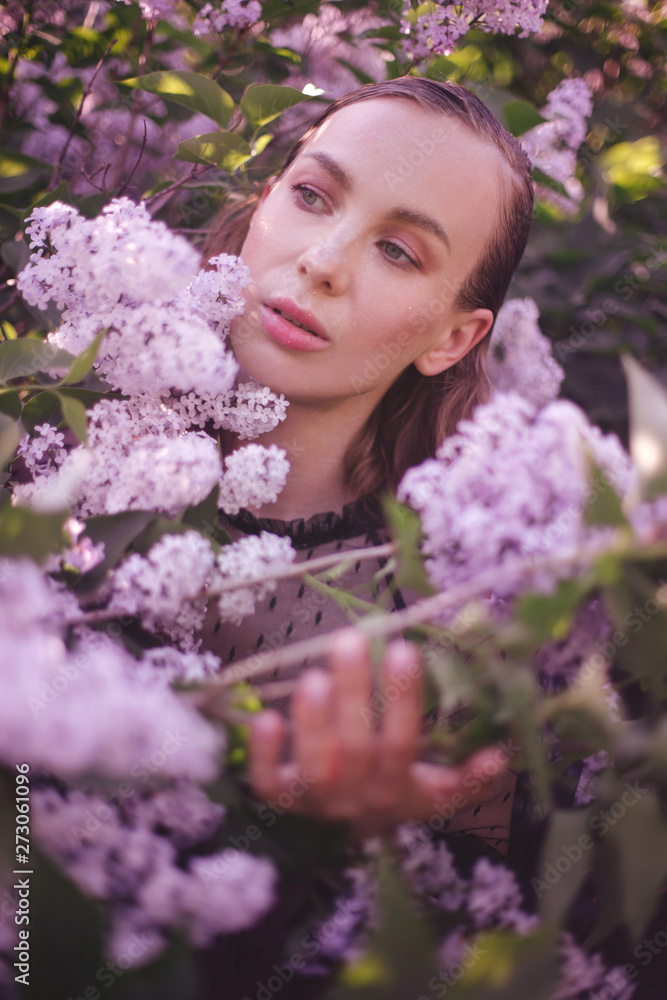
[[230, 97, 508, 406]]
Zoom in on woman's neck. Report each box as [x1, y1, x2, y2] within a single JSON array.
[[230, 393, 379, 521]]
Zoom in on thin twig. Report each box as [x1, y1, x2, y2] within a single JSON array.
[[116, 119, 148, 198], [215, 541, 394, 594], [206, 539, 622, 687], [68, 542, 396, 627], [51, 38, 117, 190], [143, 163, 215, 214]]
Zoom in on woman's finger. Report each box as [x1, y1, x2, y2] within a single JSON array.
[[371, 641, 422, 812], [291, 668, 336, 792], [247, 709, 286, 801], [328, 629, 374, 801], [404, 747, 509, 821]]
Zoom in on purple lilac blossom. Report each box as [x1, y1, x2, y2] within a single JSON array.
[[487, 297, 565, 407], [397, 392, 635, 610]]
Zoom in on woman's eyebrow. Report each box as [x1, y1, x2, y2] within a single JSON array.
[[299, 150, 451, 252]]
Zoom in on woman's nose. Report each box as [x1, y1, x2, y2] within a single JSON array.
[[296, 237, 351, 295]]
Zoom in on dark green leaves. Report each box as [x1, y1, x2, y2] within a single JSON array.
[[503, 100, 546, 137]]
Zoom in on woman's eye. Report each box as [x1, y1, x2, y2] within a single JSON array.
[[292, 183, 323, 208], [379, 240, 417, 268]]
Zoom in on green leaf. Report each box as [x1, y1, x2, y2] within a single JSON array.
[[517, 578, 592, 641], [602, 566, 667, 697], [584, 458, 630, 529], [57, 391, 88, 443], [21, 391, 63, 435], [503, 100, 547, 137], [75, 510, 155, 594], [0, 340, 74, 383], [453, 927, 559, 1000], [0, 388, 22, 422], [622, 355, 667, 501], [240, 84, 311, 127], [599, 136, 666, 202], [0, 505, 67, 561], [121, 71, 234, 128], [537, 808, 595, 925], [0, 414, 20, 470], [606, 787, 667, 942], [176, 132, 252, 172], [531, 166, 570, 198], [382, 493, 436, 596], [182, 484, 230, 546], [25, 179, 72, 215], [61, 328, 106, 386], [329, 852, 438, 1000], [0, 147, 51, 195]]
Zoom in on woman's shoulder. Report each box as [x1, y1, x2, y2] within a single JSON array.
[[218, 489, 388, 550]]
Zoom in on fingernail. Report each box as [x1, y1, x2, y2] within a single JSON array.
[[304, 671, 331, 705]]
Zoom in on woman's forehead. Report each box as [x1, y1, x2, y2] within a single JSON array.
[[290, 97, 506, 262]]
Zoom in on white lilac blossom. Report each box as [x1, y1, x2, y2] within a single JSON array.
[[193, 0, 263, 35], [398, 392, 635, 608], [487, 297, 565, 407], [109, 531, 216, 647], [169, 381, 288, 439], [15, 201, 289, 522], [13, 400, 223, 518], [218, 443, 290, 515], [216, 531, 296, 625], [33, 783, 277, 965], [0, 561, 223, 781], [399, 0, 549, 59], [520, 79, 594, 212]]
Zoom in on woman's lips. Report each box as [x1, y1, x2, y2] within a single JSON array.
[[260, 304, 330, 352]]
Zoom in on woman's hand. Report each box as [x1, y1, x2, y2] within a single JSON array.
[[247, 629, 506, 841]]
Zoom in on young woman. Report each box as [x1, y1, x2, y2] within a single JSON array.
[[197, 75, 534, 997]]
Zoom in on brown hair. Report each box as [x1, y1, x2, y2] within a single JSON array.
[[204, 76, 534, 496]]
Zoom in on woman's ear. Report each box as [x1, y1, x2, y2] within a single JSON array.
[[413, 308, 494, 377]]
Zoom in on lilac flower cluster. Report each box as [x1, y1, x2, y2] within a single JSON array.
[[15, 200, 290, 519], [34, 781, 276, 966], [193, 0, 263, 35], [398, 392, 635, 609], [487, 297, 565, 407], [399, 0, 549, 59], [521, 79, 594, 213], [0, 560, 223, 780]]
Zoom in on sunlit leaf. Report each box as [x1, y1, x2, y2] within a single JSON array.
[[0, 389, 22, 422], [176, 132, 252, 172], [583, 458, 630, 529], [623, 355, 667, 500], [57, 391, 87, 443], [0, 147, 51, 194], [61, 328, 106, 386], [121, 71, 234, 127], [599, 136, 666, 202], [240, 84, 311, 127], [0, 414, 20, 470]]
